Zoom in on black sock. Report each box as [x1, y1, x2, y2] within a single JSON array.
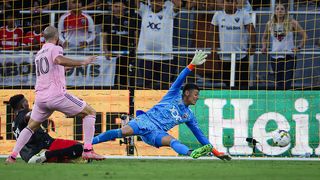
[[45, 143, 83, 161]]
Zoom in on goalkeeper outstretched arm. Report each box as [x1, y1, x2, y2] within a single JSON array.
[[186, 115, 232, 161], [161, 50, 207, 102], [186, 120, 211, 146]]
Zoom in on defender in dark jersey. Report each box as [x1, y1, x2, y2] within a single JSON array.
[[9, 94, 83, 163]]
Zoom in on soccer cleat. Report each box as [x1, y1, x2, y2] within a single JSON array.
[[28, 150, 47, 163], [82, 150, 105, 161], [5, 156, 16, 164], [190, 144, 213, 159]]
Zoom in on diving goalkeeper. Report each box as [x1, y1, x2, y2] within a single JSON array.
[[93, 50, 231, 160]]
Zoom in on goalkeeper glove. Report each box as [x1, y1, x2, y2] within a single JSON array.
[[190, 50, 208, 65], [212, 148, 232, 161]]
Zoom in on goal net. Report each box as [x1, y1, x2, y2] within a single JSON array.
[[0, 0, 319, 158]]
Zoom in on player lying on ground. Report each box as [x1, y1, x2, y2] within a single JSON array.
[[9, 94, 84, 163], [6, 26, 104, 163], [93, 50, 231, 160]]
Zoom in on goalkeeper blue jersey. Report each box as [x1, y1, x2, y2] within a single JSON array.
[[142, 67, 210, 145]]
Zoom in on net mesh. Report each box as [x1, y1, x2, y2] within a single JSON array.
[[0, 0, 319, 157]]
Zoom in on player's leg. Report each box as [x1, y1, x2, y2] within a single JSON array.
[[160, 60, 170, 89], [222, 61, 231, 87], [92, 119, 137, 144], [74, 102, 105, 160], [145, 60, 153, 88], [238, 56, 249, 89], [284, 55, 295, 90], [159, 135, 192, 156], [6, 120, 42, 163], [157, 134, 213, 159], [28, 139, 83, 163], [53, 93, 103, 160], [47, 143, 83, 163], [136, 58, 146, 88], [6, 103, 52, 163], [78, 104, 96, 151], [275, 58, 286, 89], [158, 134, 231, 160]]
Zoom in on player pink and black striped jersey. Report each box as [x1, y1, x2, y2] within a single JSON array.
[[34, 43, 66, 102]]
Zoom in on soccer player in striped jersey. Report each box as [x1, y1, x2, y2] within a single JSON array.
[[5, 26, 104, 163], [93, 50, 231, 160]]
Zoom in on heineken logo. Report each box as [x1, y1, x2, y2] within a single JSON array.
[[180, 91, 320, 157]]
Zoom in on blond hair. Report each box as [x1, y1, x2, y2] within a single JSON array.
[[268, 2, 292, 36]]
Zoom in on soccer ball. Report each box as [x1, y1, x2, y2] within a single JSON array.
[[272, 130, 291, 147]]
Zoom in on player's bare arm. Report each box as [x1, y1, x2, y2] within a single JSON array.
[[55, 55, 97, 67]]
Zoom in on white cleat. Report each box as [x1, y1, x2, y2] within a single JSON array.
[[28, 150, 47, 163]]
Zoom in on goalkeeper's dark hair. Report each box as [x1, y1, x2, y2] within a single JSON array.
[[9, 94, 25, 110], [182, 84, 200, 96]]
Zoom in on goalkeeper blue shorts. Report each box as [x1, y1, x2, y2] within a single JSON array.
[[128, 115, 169, 148]]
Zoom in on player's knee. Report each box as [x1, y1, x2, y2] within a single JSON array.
[[27, 120, 41, 132], [83, 105, 96, 116], [73, 143, 84, 157], [88, 109, 96, 116], [121, 125, 134, 136], [159, 136, 173, 147]]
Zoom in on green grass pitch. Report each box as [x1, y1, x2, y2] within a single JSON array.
[[1, 159, 320, 180]]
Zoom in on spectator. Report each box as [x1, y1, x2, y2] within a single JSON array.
[[50, 0, 68, 10], [21, 0, 51, 32], [189, 0, 220, 88], [211, 0, 256, 89], [102, 0, 138, 89], [173, 0, 198, 76], [313, 0, 320, 6], [22, 18, 45, 50], [21, 0, 52, 12], [82, 0, 104, 24], [300, 0, 319, 7], [0, 1, 21, 18], [84, 0, 103, 10], [136, 0, 181, 89], [58, 0, 96, 49], [216, 0, 252, 10], [237, 0, 252, 11], [261, 1, 307, 90], [0, 14, 23, 50]]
